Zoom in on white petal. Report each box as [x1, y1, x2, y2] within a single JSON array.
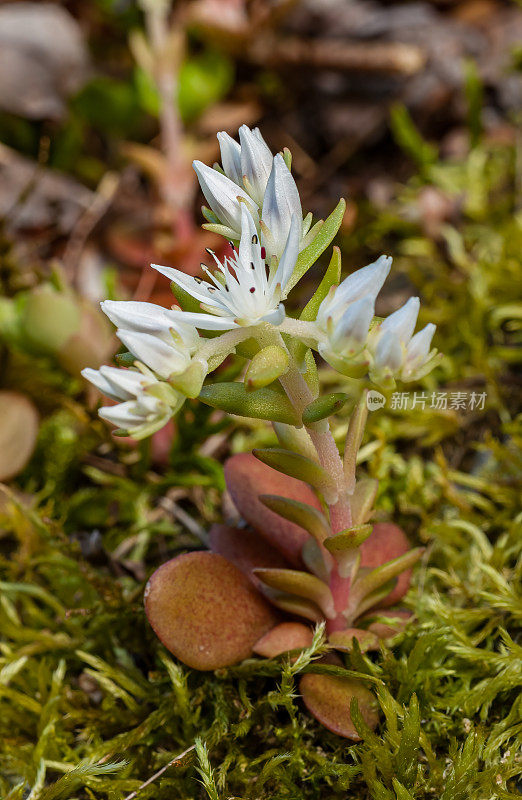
[[238, 204, 263, 274], [99, 401, 148, 428], [380, 297, 420, 344], [405, 323, 436, 366], [217, 131, 242, 184], [274, 213, 300, 293], [325, 255, 392, 318], [239, 124, 273, 205], [374, 333, 403, 371], [100, 365, 153, 399], [262, 154, 302, 259], [81, 367, 124, 401], [168, 311, 238, 330], [101, 300, 199, 348], [117, 330, 189, 379], [331, 295, 374, 350], [193, 160, 252, 232], [151, 263, 222, 310]]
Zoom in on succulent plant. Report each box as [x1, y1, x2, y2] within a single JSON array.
[[145, 451, 422, 738]]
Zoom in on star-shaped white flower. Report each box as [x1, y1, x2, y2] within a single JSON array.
[[153, 205, 301, 329]]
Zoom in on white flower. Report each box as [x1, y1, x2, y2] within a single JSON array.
[[198, 128, 308, 261], [218, 125, 274, 206], [82, 365, 181, 439], [100, 300, 201, 380], [261, 153, 304, 261], [369, 297, 440, 385], [152, 205, 300, 328], [313, 256, 391, 370]]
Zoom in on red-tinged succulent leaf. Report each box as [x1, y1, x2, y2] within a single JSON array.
[[224, 453, 322, 567], [0, 392, 39, 482], [363, 609, 412, 639], [144, 552, 279, 670], [253, 622, 313, 658], [360, 522, 413, 608], [329, 628, 380, 653], [300, 672, 379, 739], [209, 523, 289, 588]]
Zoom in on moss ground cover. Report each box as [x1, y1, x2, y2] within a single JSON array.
[[1, 130, 521, 799]]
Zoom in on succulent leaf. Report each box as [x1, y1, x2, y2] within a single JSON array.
[[224, 453, 321, 566], [287, 198, 346, 292], [351, 478, 378, 524], [259, 494, 330, 544], [245, 345, 289, 390], [299, 670, 379, 740], [328, 628, 380, 653], [253, 622, 313, 658], [0, 392, 39, 482], [350, 548, 424, 611], [199, 383, 301, 426], [254, 567, 335, 618], [253, 448, 337, 502], [208, 523, 290, 588], [302, 393, 350, 425], [360, 523, 414, 607], [144, 552, 278, 670]]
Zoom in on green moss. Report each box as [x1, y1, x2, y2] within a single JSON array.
[[1, 133, 521, 798]]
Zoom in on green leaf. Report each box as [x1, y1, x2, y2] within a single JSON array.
[[302, 393, 349, 425], [115, 351, 136, 367], [169, 359, 207, 398], [245, 345, 289, 390], [351, 479, 378, 525], [344, 395, 369, 493], [324, 525, 373, 555], [287, 199, 346, 292], [259, 495, 330, 543], [253, 448, 337, 502], [171, 282, 203, 315], [253, 568, 335, 618], [390, 104, 438, 173], [350, 548, 425, 607], [273, 422, 319, 463], [260, 589, 323, 622], [199, 383, 300, 426], [300, 246, 342, 323], [178, 52, 234, 123]]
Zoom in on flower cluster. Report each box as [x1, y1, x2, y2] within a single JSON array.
[[83, 125, 441, 436]]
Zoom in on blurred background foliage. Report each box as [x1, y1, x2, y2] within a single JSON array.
[[0, 0, 521, 798]]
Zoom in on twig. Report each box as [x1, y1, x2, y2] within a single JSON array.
[[158, 495, 209, 545], [122, 744, 196, 800], [62, 171, 119, 275], [251, 36, 426, 76]]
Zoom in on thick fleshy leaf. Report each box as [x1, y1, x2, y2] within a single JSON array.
[[245, 345, 289, 390], [208, 523, 289, 588], [360, 523, 414, 608], [363, 609, 412, 639], [300, 671, 379, 739], [351, 478, 378, 525], [328, 628, 380, 653], [259, 495, 330, 544], [253, 568, 335, 618], [224, 453, 322, 567], [350, 548, 424, 618], [261, 589, 323, 622], [302, 393, 349, 425], [287, 198, 346, 292], [199, 383, 301, 426], [0, 392, 39, 481], [344, 397, 368, 493], [253, 622, 313, 658], [144, 552, 278, 670], [300, 246, 342, 323], [324, 524, 373, 578], [253, 448, 336, 503]]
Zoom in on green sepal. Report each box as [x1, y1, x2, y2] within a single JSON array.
[[253, 568, 335, 618], [351, 479, 378, 524], [116, 351, 136, 367], [202, 222, 238, 240], [201, 205, 220, 224], [169, 359, 207, 398], [259, 494, 330, 543], [245, 345, 289, 390], [302, 393, 349, 425], [282, 147, 292, 171], [287, 198, 346, 293], [170, 282, 202, 315], [236, 337, 260, 359], [252, 448, 337, 502], [199, 383, 301, 426], [350, 548, 425, 608]]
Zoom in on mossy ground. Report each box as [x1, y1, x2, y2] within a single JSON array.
[[1, 131, 521, 799]]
